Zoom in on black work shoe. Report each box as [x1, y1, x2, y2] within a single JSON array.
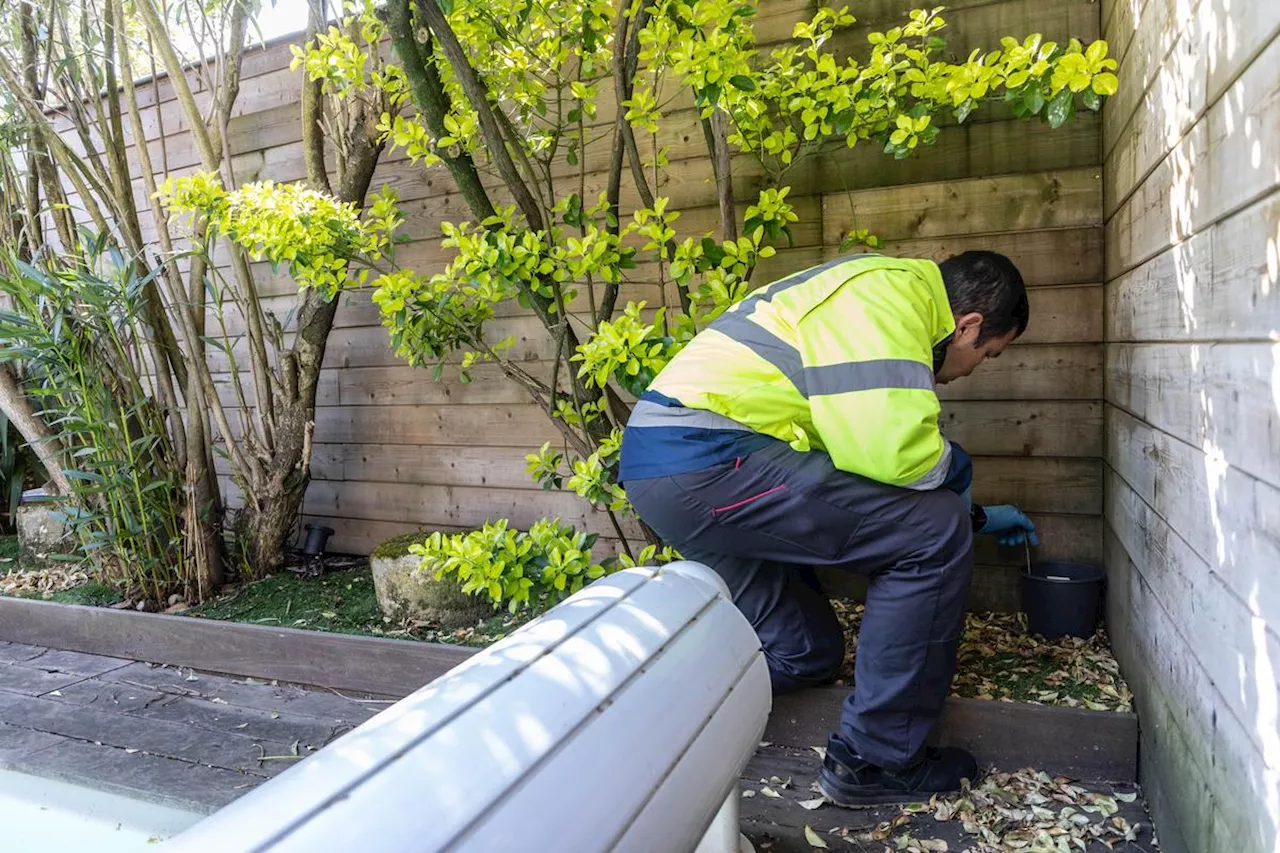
[[817, 734, 979, 807]]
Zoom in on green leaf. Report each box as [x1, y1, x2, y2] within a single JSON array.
[[566, 148, 578, 166], [1092, 72, 1119, 96], [1046, 87, 1074, 128], [1023, 86, 1046, 115], [729, 75, 756, 92], [1081, 88, 1101, 111]]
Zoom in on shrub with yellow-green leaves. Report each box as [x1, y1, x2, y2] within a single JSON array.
[[410, 517, 679, 612], [157, 174, 404, 299]]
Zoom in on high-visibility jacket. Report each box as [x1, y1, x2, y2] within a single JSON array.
[[617, 254, 965, 490]]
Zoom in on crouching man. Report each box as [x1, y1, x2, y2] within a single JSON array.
[[618, 250, 1038, 806]]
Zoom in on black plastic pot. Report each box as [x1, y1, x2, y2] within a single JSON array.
[[302, 524, 335, 557], [1022, 560, 1105, 640]]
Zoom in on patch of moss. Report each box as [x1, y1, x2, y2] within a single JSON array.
[[370, 530, 434, 562]]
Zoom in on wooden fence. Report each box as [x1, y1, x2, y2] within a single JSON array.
[[1099, 0, 1280, 848], [85, 0, 1105, 611]]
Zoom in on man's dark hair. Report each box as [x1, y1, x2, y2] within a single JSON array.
[[938, 250, 1029, 343]]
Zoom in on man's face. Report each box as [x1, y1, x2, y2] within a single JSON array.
[[936, 312, 1017, 384]]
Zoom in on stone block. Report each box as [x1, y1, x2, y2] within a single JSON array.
[[369, 546, 494, 629], [15, 502, 70, 571]]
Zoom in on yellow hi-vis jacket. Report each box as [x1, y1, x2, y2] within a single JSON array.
[[630, 254, 957, 489]]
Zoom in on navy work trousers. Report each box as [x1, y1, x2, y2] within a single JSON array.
[[625, 439, 974, 770]]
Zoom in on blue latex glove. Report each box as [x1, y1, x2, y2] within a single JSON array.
[[979, 504, 1039, 546]]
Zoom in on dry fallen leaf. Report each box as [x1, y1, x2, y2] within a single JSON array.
[[804, 825, 829, 848], [211, 697, 228, 705], [760, 786, 781, 799], [740, 789, 756, 798], [798, 797, 826, 810]]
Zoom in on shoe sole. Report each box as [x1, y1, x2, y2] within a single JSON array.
[[816, 776, 939, 808], [817, 768, 984, 808]]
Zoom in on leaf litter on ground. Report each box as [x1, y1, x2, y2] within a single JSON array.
[[1, 566, 91, 598], [896, 768, 1144, 852], [815, 768, 1145, 851], [832, 601, 1133, 713]]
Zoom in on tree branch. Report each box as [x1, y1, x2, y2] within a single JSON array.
[[301, 0, 332, 194], [413, 0, 546, 231], [386, 0, 495, 219], [133, 0, 220, 169]]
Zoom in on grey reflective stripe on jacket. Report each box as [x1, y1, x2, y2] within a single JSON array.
[[627, 400, 754, 431]]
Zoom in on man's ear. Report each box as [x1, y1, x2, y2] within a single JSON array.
[[953, 311, 985, 344]]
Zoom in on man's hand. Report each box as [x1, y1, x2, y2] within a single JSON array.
[[978, 504, 1038, 546]]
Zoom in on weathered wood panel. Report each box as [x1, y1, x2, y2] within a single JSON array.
[[1103, 15, 1280, 848], [1107, 342, 1280, 488], [1101, 0, 1198, 158]]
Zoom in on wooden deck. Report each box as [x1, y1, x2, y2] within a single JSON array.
[[0, 638, 1157, 850]]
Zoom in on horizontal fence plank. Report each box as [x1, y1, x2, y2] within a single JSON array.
[[312, 403, 562, 448], [941, 400, 1103, 457], [1107, 342, 1280, 489], [971, 456, 1101, 516], [858, 227, 1104, 286], [935, 343, 1103, 401], [302, 479, 647, 540], [291, 454, 1098, 544], [821, 168, 1102, 244]]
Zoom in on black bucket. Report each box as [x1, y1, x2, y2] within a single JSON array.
[[1022, 560, 1105, 640]]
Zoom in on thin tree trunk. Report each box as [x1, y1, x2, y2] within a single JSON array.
[[707, 109, 737, 242], [0, 367, 73, 497]]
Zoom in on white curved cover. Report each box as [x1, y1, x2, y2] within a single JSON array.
[[165, 561, 770, 853]]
